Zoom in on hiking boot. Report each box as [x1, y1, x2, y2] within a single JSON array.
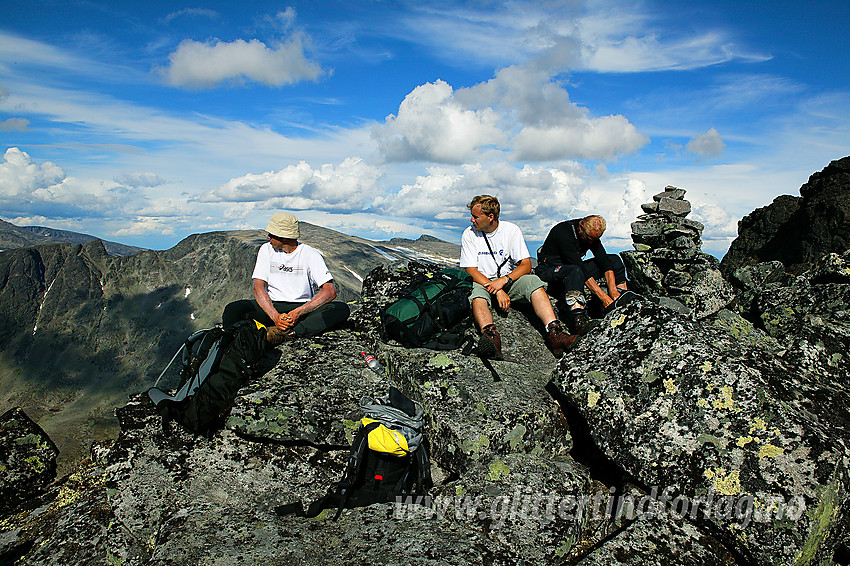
[[267, 326, 296, 346], [568, 307, 590, 335], [477, 324, 503, 359], [547, 320, 577, 357]]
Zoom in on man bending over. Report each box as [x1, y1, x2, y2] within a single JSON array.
[[535, 215, 628, 334]]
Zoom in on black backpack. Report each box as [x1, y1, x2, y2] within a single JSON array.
[[276, 387, 432, 520], [380, 267, 473, 350], [147, 320, 268, 434]]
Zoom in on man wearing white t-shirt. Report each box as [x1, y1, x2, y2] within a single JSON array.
[[459, 195, 575, 358], [222, 213, 349, 344]]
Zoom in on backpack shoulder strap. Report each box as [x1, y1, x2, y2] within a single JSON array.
[[482, 233, 510, 277], [275, 424, 374, 520], [414, 439, 433, 493], [330, 424, 374, 519]]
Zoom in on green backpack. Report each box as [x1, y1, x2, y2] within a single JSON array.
[[380, 267, 473, 350]]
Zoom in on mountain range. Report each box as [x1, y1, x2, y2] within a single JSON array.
[[0, 218, 144, 257]]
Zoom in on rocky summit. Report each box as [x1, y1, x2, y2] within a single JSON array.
[[721, 156, 850, 276], [2, 254, 849, 565], [2, 157, 850, 564]]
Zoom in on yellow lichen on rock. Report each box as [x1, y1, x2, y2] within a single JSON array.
[[758, 443, 784, 460], [713, 468, 742, 496], [749, 417, 767, 433], [712, 386, 736, 410], [428, 353, 454, 367], [488, 460, 511, 481]]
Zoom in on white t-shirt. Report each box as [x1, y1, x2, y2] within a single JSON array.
[[459, 221, 530, 280], [252, 242, 333, 302]]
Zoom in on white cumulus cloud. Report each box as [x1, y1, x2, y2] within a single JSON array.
[[373, 69, 648, 164], [687, 127, 725, 157], [690, 201, 739, 254], [373, 161, 590, 240], [608, 179, 650, 240], [158, 36, 323, 89], [373, 80, 505, 163], [0, 147, 65, 197], [512, 114, 648, 161], [0, 147, 130, 216], [201, 157, 382, 211]]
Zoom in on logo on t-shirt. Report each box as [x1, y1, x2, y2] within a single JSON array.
[[273, 265, 303, 273]]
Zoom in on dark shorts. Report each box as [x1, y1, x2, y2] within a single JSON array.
[[222, 300, 350, 337], [534, 254, 627, 295]]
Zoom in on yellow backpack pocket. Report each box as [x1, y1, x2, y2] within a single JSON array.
[[361, 418, 410, 456]]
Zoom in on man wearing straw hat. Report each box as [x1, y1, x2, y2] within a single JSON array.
[[222, 212, 350, 344]]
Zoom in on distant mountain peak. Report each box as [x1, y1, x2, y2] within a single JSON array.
[[0, 218, 144, 257]]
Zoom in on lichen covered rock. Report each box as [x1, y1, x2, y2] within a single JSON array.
[[550, 297, 850, 565], [0, 407, 59, 517], [8, 259, 849, 564], [726, 251, 850, 441]]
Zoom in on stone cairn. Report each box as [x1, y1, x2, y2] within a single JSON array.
[[621, 186, 734, 319]]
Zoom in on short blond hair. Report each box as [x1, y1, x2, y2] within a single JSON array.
[[581, 215, 606, 237], [468, 195, 500, 221]]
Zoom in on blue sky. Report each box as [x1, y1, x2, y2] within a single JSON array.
[[1, 0, 848, 256]]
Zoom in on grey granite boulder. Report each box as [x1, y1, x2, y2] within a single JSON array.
[[641, 197, 692, 217], [226, 331, 385, 447], [653, 187, 688, 202], [550, 297, 849, 565], [381, 331, 571, 477], [575, 488, 736, 566], [689, 268, 736, 320], [732, 252, 850, 444], [727, 251, 850, 381]]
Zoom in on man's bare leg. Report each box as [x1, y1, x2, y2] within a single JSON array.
[[530, 287, 557, 327], [472, 297, 494, 330]]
